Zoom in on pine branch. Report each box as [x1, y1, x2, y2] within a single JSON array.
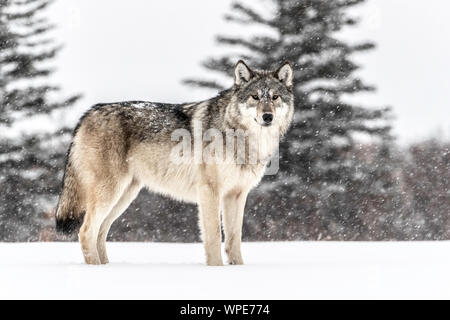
[[10, 24, 55, 39], [308, 78, 375, 95], [182, 79, 225, 90], [224, 2, 271, 26], [201, 56, 236, 75], [6, 0, 53, 20]]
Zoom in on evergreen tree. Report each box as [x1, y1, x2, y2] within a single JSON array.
[[0, 0, 80, 241], [184, 0, 398, 240]]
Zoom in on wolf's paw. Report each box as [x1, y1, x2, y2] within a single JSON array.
[[228, 255, 244, 265], [225, 246, 244, 265]]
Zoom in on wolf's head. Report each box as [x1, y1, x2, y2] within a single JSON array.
[[230, 60, 294, 134]]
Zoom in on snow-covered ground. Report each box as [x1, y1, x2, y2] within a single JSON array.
[[1, 241, 450, 299]]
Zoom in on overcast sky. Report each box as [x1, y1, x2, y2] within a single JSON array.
[[47, 0, 450, 144]]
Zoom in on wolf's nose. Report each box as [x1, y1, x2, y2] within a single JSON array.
[[262, 113, 273, 124]]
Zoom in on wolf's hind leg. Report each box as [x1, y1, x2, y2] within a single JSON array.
[[79, 184, 123, 265], [222, 189, 248, 265], [97, 179, 141, 264]]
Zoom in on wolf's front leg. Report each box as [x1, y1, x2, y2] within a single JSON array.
[[198, 184, 223, 266], [222, 189, 248, 265]]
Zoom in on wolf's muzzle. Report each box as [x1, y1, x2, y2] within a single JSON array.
[[262, 113, 273, 125]]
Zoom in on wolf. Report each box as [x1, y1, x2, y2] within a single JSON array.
[[55, 60, 294, 266]]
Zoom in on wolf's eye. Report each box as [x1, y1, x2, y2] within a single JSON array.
[[251, 95, 259, 100], [272, 95, 279, 100]]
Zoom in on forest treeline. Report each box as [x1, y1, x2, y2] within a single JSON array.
[[0, 0, 448, 242]]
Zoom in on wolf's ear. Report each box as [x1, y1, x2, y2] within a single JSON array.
[[275, 62, 293, 87], [234, 60, 254, 86]]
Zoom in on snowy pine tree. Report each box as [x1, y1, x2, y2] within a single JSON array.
[[0, 0, 80, 240], [184, 0, 400, 240]]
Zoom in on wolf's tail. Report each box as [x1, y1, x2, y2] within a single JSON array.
[[55, 152, 85, 235]]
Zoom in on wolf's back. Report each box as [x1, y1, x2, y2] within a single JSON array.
[[55, 146, 85, 235]]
